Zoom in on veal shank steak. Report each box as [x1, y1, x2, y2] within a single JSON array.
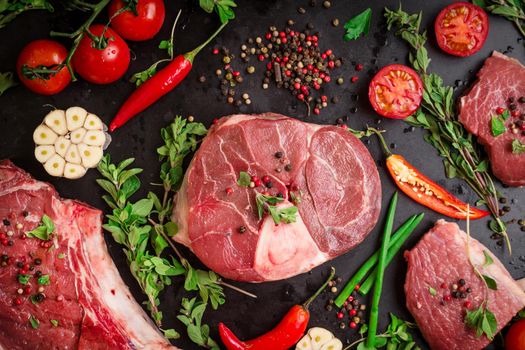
[[172, 113, 381, 282], [0, 160, 176, 350]]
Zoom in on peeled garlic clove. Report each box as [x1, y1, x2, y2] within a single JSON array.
[[55, 136, 71, 157], [44, 155, 65, 177], [70, 127, 87, 144], [66, 106, 88, 131], [34, 146, 55, 163], [65, 144, 81, 164], [83, 130, 106, 146], [33, 125, 58, 145], [296, 334, 313, 350], [319, 339, 342, 350], [308, 328, 334, 350], [84, 113, 103, 130], [64, 163, 86, 179], [44, 110, 67, 136], [78, 144, 103, 168]]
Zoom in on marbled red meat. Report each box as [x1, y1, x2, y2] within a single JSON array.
[[172, 113, 381, 282], [459, 51, 525, 186], [404, 220, 525, 350], [0, 160, 176, 350]]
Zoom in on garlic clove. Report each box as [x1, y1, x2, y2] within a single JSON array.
[[296, 334, 313, 350], [319, 339, 343, 350], [55, 136, 71, 157], [84, 113, 104, 130], [65, 144, 81, 164], [83, 130, 106, 146], [64, 163, 86, 179], [33, 125, 58, 145], [308, 328, 334, 350], [70, 127, 87, 144], [34, 146, 56, 163], [44, 110, 67, 136], [44, 155, 65, 177], [66, 106, 88, 131], [78, 144, 103, 168]]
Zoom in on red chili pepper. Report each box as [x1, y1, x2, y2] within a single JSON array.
[[109, 22, 228, 132], [219, 267, 335, 350], [374, 130, 489, 220]]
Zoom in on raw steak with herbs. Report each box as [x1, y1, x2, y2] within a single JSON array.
[[172, 113, 381, 282], [404, 220, 525, 350], [0, 160, 176, 350], [459, 51, 525, 186]]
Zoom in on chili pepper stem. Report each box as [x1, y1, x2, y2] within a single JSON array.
[[303, 267, 335, 309], [369, 127, 392, 157], [184, 20, 229, 63]]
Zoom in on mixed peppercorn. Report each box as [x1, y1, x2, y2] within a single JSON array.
[[436, 278, 474, 309], [325, 277, 367, 331]]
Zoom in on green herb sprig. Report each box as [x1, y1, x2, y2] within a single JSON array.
[[255, 193, 298, 224], [98, 117, 258, 348], [177, 297, 220, 350], [0, 0, 53, 29], [473, 0, 525, 38], [463, 209, 498, 340], [385, 6, 510, 252], [25, 214, 55, 240], [345, 313, 420, 350], [512, 139, 525, 154], [343, 8, 372, 41], [199, 0, 237, 24]]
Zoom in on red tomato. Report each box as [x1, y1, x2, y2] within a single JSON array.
[[506, 319, 525, 350], [72, 25, 130, 84], [108, 0, 165, 41], [368, 64, 423, 119], [16, 40, 71, 95], [434, 2, 489, 57]]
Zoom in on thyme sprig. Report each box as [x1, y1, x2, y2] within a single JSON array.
[[473, 0, 525, 38], [384, 6, 510, 252]]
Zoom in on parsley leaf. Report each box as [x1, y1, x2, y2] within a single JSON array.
[[237, 171, 251, 187], [343, 8, 372, 41], [0, 71, 16, 96], [26, 214, 54, 240], [200, 0, 237, 24], [50, 319, 59, 327], [512, 138, 525, 154], [38, 275, 50, 285], [491, 115, 506, 137], [255, 193, 298, 224], [29, 315, 40, 329], [465, 303, 497, 340], [428, 286, 437, 296], [18, 274, 31, 284]]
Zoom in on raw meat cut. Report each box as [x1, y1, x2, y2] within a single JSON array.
[[0, 160, 176, 350], [172, 113, 381, 282], [404, 220, 525, 350], [459, 51, 525, 186]]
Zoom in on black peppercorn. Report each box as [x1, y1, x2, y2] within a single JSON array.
[[22, 211, 28, 217], [34, 258, 42, 265], [466, 287, 472, 293], [509, 103, 517, 111], [266, 181, 273, 188], [238, 226, 246, 234], [35, 293, 45, 302], [3, 219, 10, 226], [275, 151, 283, 159], [519, 96, 525, 103], [35, 270, 42, 277], [16, 262, 23, 268], [284, 164, 292, 172], [458, 279, 466, 286]]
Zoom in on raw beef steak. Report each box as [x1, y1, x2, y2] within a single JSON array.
[[0, 160, 176, 350], [172, 113, 381, 282], [459, 51, 525, 186], [404, 220, 525, 350]]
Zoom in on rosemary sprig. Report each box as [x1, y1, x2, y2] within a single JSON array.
[[473, 0, 525, 38], [384, 6, 510, 253]]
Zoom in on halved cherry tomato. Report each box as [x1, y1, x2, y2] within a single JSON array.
[[16, 40, 72, 95], [434, 2, 489, 57], [108, 0, 165, 41], [386, 154, 489, 219], [506, 319, 525, 350], [72, 25, 130, 84], [368, 64, 423, 119]]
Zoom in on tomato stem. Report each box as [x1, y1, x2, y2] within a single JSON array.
[[49, 0, 112, 81]]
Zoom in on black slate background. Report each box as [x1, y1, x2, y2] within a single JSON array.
[[1, 1, 524, 349]]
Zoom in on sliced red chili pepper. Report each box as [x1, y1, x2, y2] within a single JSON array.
[[219, 268, 335, 350], [374, 130, 489, 220]]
